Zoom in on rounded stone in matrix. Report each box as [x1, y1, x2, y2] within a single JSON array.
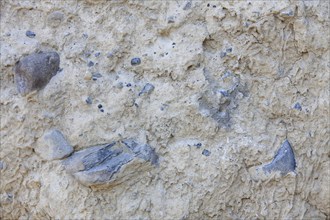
[[47, 11, 64, 28], [14, 51, 60, 96], [131, 57, 141, 66]]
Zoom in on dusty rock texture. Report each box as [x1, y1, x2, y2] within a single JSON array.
[[0, 0, 329, 219]]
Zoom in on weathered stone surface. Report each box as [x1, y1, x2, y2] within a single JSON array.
[[263, 140, 296, 175], [35, 129, 73, 161], [63, 141, 158, 186], [14, 52, 60, 96], [1, 1, 329, 219]]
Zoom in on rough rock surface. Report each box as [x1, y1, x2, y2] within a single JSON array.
[[0, 0, 329, 219]]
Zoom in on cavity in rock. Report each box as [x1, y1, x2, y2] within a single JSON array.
[[14, 51, 60, 96], [262, 140, 296, 175]]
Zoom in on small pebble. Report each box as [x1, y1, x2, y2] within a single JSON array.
[[202, 149, 211, 156], [131, 57, 141, 66], [116, 82, 124, 89], [85, 97, 92, 105], [219, 89, 229, 97], [0, 161, 6, 170], [139, 83, 155, 96], [87, 61, 94, 67], [183, 1, 191, 10], [47, 11, 64, 28], [100, 109, 104, 112], [294, 102, 302, 111], [167, 16, 175, 23], [82, 33, 88, 39], [92, 73, 102, 78], [107, 52, 116, 58], [226, 48, 232, 53], [126, 83, 132, 87], [220, 51, 227, 58], [26, 30, 36, 38], [95, 52, 101, 57], [98, 104, 103, 109], [195, 143, 202, 148]]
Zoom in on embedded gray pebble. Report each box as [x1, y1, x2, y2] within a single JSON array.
[[294, 102, 302, 111], [194, 143, 202, 148], [202, 149, 211, 156], [220, 51, 227, 58], [26, 30, 36, 38], [14, 51, 60, 96], [131, 57, 141, 66], [87, 61, 94, 67], [85, 97, 92, 105], [262, 140, 296, 175], [167, 16, 175, 23], [183, 1, 191, 10], [63, 140, 158, 186], [95, 52, 101, 57], [47, 11, 64, 28], [139, 83, 155, 96], [0, 161, 6, 170], [92, 72, 102, 80], [35, 129, 73, 161]]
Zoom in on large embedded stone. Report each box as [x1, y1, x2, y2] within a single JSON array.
[[14, 51, 60, 96], [63, 140, 158, 186]]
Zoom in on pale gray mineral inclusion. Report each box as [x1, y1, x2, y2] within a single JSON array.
[[63, 141, 158, 186], [263, 140, 296, 175], [37, 129, 73, 161], [14, 51, 60, 95]]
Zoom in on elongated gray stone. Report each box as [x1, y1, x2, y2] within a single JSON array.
[[63, 141, 158, 186], [14, 51, 60, 96], [35, 129, 73, 161], [263, 140, 296, 175]]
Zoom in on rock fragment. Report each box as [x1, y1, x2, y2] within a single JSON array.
[[47, 11, 64, 28], [202, 149, 211, 156], [25, 30, 36, 38], [131, 57, 141, 66], [35, 129, 73, 161], [14, 52, 60, 96], [63, 140, 158, 186], [294, 102, 302, 111], [262, 140, 296, 175], [138, 83, 155, 96]]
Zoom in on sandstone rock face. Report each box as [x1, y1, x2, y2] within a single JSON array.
[[0, 0, 329, 219]]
